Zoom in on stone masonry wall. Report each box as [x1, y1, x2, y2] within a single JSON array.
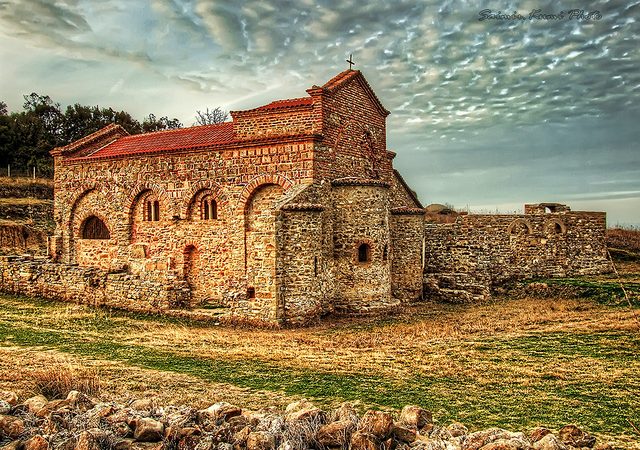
[[53, 143, 309, 316], [390, 211, 425, 303], [313, 77, 394, 183], [331, 180, 394, 312], [0, 256, 190, 311], [231, 104, 320, 139], [424, 210, 613, 302]]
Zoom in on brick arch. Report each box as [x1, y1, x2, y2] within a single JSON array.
[[544, 218, 567, 236], [67, 186, 117, 263], [125, 183, 169, 214], [239, 174, 293, 212], [182, 181, 228, 219], [126, 184, 170, 240], [507, 218, 533, 235], [76, 211, 112, 240]]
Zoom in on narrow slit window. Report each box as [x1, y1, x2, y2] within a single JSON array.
[[358, 243, 371, 263], [247, 287, 256, 299]]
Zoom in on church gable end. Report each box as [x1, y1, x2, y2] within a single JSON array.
[[310, 70, 392, 180], [50, 124, 129, 159]]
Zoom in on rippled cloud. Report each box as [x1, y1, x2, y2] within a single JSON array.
[[0, 0, 638, 224]]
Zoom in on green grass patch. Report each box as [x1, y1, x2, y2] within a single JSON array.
[[0, 298, 640, 434], [525, 277, 640, 307]]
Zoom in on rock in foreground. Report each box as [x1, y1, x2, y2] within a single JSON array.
[[0, 390, 612, 450]]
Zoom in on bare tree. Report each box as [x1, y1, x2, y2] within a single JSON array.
[[194, 107, 228, 126]]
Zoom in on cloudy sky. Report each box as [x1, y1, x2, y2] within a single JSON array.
[[1, 0, 638, 225]]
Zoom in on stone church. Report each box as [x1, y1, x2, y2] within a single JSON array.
[[46, 70, 425, 324], [0, 69, 612, 326]]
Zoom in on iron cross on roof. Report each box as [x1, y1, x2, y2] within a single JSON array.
[[346, 54, 355, 70]]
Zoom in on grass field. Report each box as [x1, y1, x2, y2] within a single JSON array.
[[1, 261, 639, 448]]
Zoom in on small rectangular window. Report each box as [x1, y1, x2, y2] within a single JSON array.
[[247, 287, 256, 299]]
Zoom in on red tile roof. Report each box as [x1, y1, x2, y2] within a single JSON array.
[[85, 122, 235, 160], [63, 70, 387, 161], [249, 97, 313, 111], [322, 69, 361, 91]]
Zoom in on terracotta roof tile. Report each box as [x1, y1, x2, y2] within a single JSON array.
[[84, 122, 235, 160], [322, 69, 360, 91], [250, 97, 313, 111], [63, 70, 386, 161]]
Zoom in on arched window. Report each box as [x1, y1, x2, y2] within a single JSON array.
[[545, 219, 566, 236], [81, 216, 110, 239], [508, 219, 532, 236], [358, 243, 372, 263], [145, 199, 160, 221], [201, 196, 217, 220]]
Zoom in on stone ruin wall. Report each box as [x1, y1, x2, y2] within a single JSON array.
[[424, 210, 613, 302], [390, 210, 425, 302], [0, 256, 190, 312]]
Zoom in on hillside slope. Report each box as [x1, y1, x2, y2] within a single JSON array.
[[0, 177, 53, 255]]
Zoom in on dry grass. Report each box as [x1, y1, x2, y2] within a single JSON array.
[[608, 227, 640, 254], [30, 365, 100, 399], [0, 197, 52, 205], [0, 176, 53, 187], [0, 347, 302, 409], [0, 293, 638, 448]]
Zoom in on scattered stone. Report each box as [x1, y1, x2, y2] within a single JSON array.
[[463, 428, 523, 450], [284, 400, 325, 423], [66, 391, 96, 411], [197, 402, 242, 424], [0, 441, 22, 450], [558, 424, 595, 448], [113, 422, 133, 438], [350, 430, 380, 450], [447, 422, 468, 438], [478, 437, 530, 450], [246, 431, 276, 450], [532, 434, 568, 450], [113, 439, 135, 450], [333, 402, 359, 422], [0, 414, 25, 439], [317, 420, 356, 447], [393, 424, 417, 443], [0, 401, 11, 415], [0, 392, 18, 407], [129, 398, 155, 412], [0, 393, 604, 450], [23, 435, 49, 450], [133, 418, 164, 442], [399, 405, 432, 430], [23, 394, 48, 414], [75, 431, 100, 450], [529, 428, 552, 443], [358, 410, 394, 439]]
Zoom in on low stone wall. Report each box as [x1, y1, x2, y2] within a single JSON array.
[[0, 256, 190, 312], [424, 211, 613, 302]]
